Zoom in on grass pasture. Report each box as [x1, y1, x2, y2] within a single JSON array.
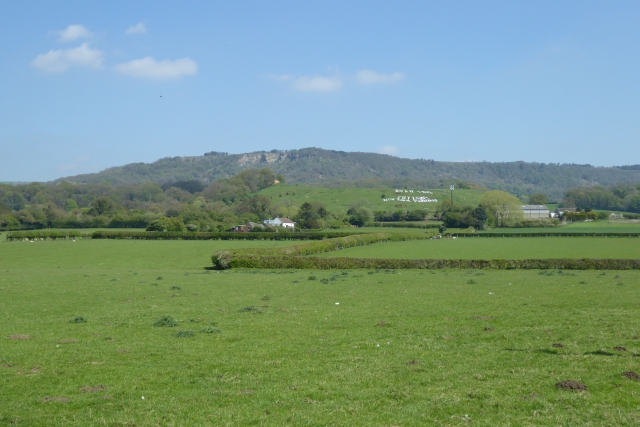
[[2, 238, 640, 425], [481, 221, 640, 235], [257, 184, 485, 214], [316, 237, 640, 260]]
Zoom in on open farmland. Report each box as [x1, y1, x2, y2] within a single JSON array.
[[316, 237, 640, 260], [257, 184, 485, 214], [1, 238, 640, 425], [480, 221, 640, 235]]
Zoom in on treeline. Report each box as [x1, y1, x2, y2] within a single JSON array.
[[0, 168, 285, 231], [0, 168, 386, 231], [561, 184, 640, 213]]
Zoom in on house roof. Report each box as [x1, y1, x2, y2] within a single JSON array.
[[278, 218, 294, 223], [521, 205, 549, 210]]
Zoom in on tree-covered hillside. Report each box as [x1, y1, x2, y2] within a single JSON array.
[[55, 148, 640, 199]]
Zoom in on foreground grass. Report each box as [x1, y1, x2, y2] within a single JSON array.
[[1, 240, 640, 426], [316, 237, 640, 260]]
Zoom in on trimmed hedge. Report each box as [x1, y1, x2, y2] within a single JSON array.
[[89, 230, 367, 240], [453, 232, 640, 238], [369, 222, 442, 229], [212, 232, 432, 269], [6, 230, 87, 241], [227, 256, 640, 270]]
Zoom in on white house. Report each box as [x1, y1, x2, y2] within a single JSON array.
[[263, 217, 295, 229]]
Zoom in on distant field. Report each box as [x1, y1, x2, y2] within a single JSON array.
[[482, 221, 640, 234], [316, 237, 640, 259], [257, 184, 485, 214], [1, 238, 640, 425]]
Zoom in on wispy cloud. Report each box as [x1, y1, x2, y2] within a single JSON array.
[[32, 43, 104, 73], [125, 22, 147, 35], [292, 75, 342, 92], [355, 70, 404, 84], [57, 24, 92, 42], [114, 57, 198, 79], [378, 145, 399, 155]]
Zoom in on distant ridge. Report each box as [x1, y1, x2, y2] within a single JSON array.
[[54, 148, 640, 199]]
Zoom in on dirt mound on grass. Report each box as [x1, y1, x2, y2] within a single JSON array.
[[8, 335, 31, 340], [42, 397, 69, 403], [614, 346, 627, 352], [555, 380, 587, 391], [622, 371, 640, 381], [552, 343, 564, 348], [406, 360, 420, 365], [484, 327, 494, 332]]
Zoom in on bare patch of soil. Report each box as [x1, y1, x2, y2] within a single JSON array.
[[81, 385, 108, 393], [555, 380, 587, 391], [376, 321, 386, 326], [42, 397, 69, 403], [58, 339, 77, 343], [100, 395, 113, 399], [30, 366, 40, 373], [1, 363, 12, 368], [302, 397, 317, 403], [211, 390, 225, 394], [239, 389, 255, 394], [8, 334, 31, 340], [406, 360, 420, 365], [523, 393, 541, 399], [484, 327, 494, 332], [614, 346, 627, 352], [117, 349, 128, 354], [622, 371, 640, 381], [552, 343, 564, 348]]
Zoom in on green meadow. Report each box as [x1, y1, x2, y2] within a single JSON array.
[[316, 237, 640, 260], [480, 221, 640, 235], [1, 238, 640, 426], [257, 184, 485, 214]]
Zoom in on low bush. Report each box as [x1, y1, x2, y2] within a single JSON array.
[[154, 315, 179, 327], [175, 330, 195, 338], [89, 230, 366, 240], [68, 316, 87, 323], [7, 230, 87, 241]]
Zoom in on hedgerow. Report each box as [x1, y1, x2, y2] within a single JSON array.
[[227, 256, 640, 270], [212, 232, 433, 269], [88, 230, 367, 240], [6, 230, 86, 241]]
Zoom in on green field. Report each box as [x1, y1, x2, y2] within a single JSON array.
[[480, 221, 640, 235], [257, 184, 485, 214], [2, 238, 640, 425], [316, 237, 640, 260]]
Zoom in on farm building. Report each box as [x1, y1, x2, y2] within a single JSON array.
[[263, 217, 295, 229], [551, 207, 576, 218], [521, 205, 550, 219]]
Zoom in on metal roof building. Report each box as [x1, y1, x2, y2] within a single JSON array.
[[521, 205, 550, 219]]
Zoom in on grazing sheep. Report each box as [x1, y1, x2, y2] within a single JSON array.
[[452, 236, 457, 240]]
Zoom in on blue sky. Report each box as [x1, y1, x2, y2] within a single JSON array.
[[1, 1, 639, 182]]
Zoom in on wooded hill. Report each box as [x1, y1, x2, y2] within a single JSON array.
[[55, 148, 640, 199]]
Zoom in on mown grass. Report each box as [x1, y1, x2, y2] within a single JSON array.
[[1, 239, 640, 425], [316, 237, 640, 260]]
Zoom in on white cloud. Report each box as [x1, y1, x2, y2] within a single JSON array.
[[114, 57, 198, 79], [58, 24, 92, 42], [31, 43, 104, 73], [291, 75, 342, 92], [378, 145, 399, 155], [125, 22, 147, 35], [355, 70, 404, 85]]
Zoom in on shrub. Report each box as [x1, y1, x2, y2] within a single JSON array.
[[154, 315, 179, 327], [68, 316, 87, 323], [201, 326, 222, 334], [175, 330, 195, 338]]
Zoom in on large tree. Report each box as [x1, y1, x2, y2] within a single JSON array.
[[480, 190, 524, 227]]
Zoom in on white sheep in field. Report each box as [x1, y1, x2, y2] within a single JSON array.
[[452, 236, 457, 240]]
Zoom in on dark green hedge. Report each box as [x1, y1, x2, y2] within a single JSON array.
[[89, 230, 367, 240], [369, 222, 441, 229], [452, 232, 640, 238], [6, 230, 87, 241], [227, 256, 640, 270]]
